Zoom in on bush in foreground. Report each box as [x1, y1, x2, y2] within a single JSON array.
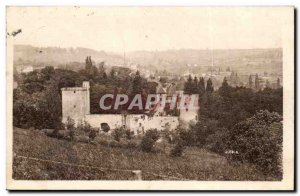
[[140, 129, 160, 152], [227, 110, 283, 178], [112, 127, 125, 142], [170, 139, 185, 157]]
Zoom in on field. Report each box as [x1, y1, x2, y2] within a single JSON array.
[[13, 127, 271, 181]]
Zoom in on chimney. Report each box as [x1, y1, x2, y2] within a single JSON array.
[[83, 81, 90, 89]]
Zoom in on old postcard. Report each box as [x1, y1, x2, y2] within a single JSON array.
[[6, 7, 294, 190]]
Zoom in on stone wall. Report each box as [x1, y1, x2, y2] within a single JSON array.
[[83, 114, 179, 135], [126, 115, 179, 134], [85, 114, 123, 130]]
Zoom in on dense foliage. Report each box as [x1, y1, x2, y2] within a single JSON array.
[[13, 57, 157, 129], [227, 110, 283, 178], [13, 67, 79, 129], [182, 76, 283, 178]]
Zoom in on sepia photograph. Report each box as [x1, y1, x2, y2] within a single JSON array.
[[6, 6, 294, 190]]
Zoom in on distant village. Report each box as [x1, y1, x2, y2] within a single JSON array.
[[15, 57, 282, 92]]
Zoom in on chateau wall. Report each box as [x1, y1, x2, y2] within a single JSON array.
[[122, 115, 179, 135], [84, 114, 179, 135], [85, 114, 123, 130], [61, 81, 195, 134]]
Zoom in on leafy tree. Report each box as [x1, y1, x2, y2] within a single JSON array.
[[140, 129, 160, 152], [180, 119, 218, 147], [41, 66, 55, 81], [109, 68, 116, 80], [21, 70, 45, 94], [277, 78, 281, 89], [219, 77, 233, 97], [80, 56, 100, 84], [147, 81, 158, 94], [200, 82, 282, 129], [194, 119, 218, 147], [206, 78, 214, 93], [205, 127, 229, 154], [184, 75, 193, 94], [13, 68, 79, 129], [96, 62, 107, 84], [266, 80, 271, 89], [255, 74, 260, 91], [198, 77, 205, 97], [132, 71, 143, 95], [90, 84, 114, 114], [254, 87, 283, 115], [248, 75, 253, 88], [191, 77, 198, 94], [227, 110, 283, 178], [53, 69, 79, 92], [85, 56, 93, 69], [43, 80, 63, 130]]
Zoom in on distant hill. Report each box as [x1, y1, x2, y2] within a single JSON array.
[[13, 45, 282, 75], [127, 48, 282, 75], [13, 45, 124, 71]]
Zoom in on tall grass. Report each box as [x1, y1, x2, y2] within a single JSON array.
[[13, 127, 276, 180]]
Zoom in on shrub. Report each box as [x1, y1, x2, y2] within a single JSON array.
[[126, 140, 138, 149], [177, 129, 193, 146], [65, 117, 75, 140], [205, 128, 229, 154], [161, 128, 175, 144], [74, 135, 90, 143], [177, 119, 218, 148], [109, 140, 123, 148], [188, 119, 218, 147], [78, 121, 92, 133], [76, 121, 98, 142], [65, 117, 75, 130], [97, 138, 110, 147], [88, 128, 98, 141], [140, 129, 160, 152], [112, 127, 124, 142], [125, 129, 133, 140], [170, 139, 185, 157], [227, 110, 283, 178]]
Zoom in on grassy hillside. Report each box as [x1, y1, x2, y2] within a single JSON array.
[[13, 127, 272, 180]]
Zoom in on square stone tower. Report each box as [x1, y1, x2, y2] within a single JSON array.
[[61, 81, 90, 125]]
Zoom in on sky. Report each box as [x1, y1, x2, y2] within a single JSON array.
[[7, 7, 291, 53]]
